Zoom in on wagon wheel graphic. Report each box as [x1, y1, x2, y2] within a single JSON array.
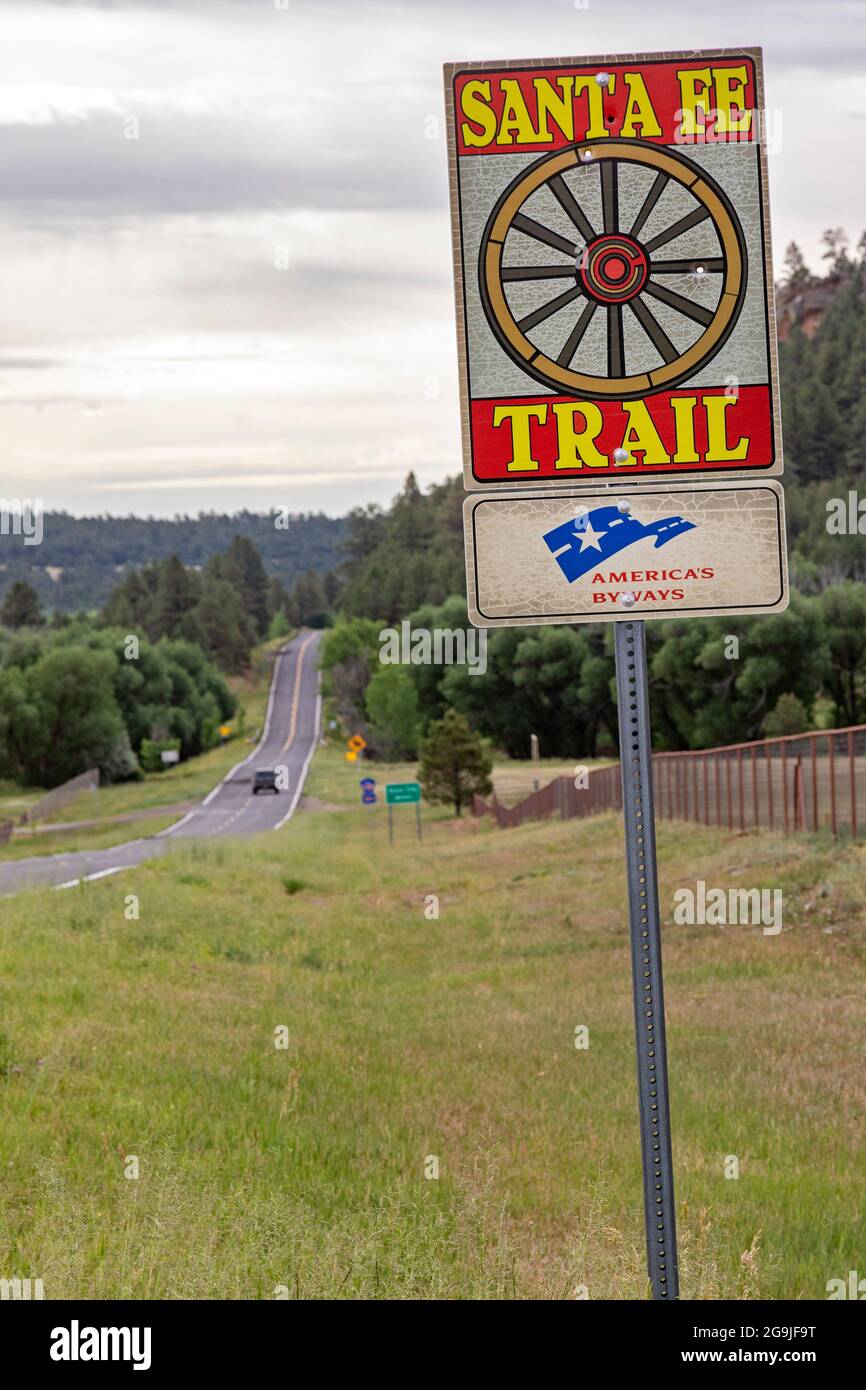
[[479, 138, 746, 400]]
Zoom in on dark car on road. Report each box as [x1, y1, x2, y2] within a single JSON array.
[[252, 769, 280, 795]]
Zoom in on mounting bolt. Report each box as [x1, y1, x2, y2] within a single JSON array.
[[580, 148, 593, 162], [693, 264, 706, 277], [619, 592, 637, 608], [617, 499, 632, 514], [595, 71, 611, 88], [613, 447, 630, 464]]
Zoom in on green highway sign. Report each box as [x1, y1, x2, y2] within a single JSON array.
[[385, 782, 421, 805]]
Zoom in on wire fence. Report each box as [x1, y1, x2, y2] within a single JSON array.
[[19, 767, 100, 826], [472, 763, 621, 828], [473, 725, 866, 840], [653, 727, 866, 838]]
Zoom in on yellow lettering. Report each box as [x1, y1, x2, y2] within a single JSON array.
[[493, 403, 547, 470], [713, 65, 752, 135], [552, 402, 607, 469], [460, 80, 497, 148], [676, 67, 712, 138], [670, 397, 699, 463], [495, 79, 538, 146], [620, 73, 662, 139], [705, 395, 748, 460], [532, 76, 575, 144], [572, 75, 608, 139], [620, 401, 671, 465]]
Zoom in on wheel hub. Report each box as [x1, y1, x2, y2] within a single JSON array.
[[579, 233, 648, 304]]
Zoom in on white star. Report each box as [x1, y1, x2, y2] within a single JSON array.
[[575, 519, 605, 551]]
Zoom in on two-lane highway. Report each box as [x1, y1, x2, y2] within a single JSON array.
[[0, 629, 322, 896]]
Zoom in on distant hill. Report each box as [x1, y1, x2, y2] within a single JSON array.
[[0, 510, 347, 613]]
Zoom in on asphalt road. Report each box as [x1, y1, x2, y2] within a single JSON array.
[[0, 629, 322, 896]]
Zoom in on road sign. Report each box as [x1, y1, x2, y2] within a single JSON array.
[[385, 782, 422, 843], [385, 782, 421, 805], [444, 48, 781, 489], [445, 45, 789, 1301], [160, 749, 180, 765], [345, 750, 357, 763], [218, 724, 231, 738], [360, 777, 377, 805], [347, 734, 367, 753], [464, 478, 787, 626]]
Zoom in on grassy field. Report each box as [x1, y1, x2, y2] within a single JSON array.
[[0, 816, 180, 863], [0, 742, 864, 1300]]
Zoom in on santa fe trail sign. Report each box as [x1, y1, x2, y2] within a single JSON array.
[[443, 46, 791, 1302], [444, 47, 788, 627]]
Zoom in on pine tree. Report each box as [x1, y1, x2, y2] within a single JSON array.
[[1, 580, 43, 629], [222, 536, 271, 637], [782, 241, 811, 289], [417, 709, 492, 817], [153, 556, 200, 639]]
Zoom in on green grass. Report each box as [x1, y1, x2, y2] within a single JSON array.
[[0, 750, 864, 1299], [0, 816, 180, 862]]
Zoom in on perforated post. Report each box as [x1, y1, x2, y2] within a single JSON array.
[[614, 619, 679, 1300]]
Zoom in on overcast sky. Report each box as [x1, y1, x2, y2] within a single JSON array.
[[0, 0, 864, 517]]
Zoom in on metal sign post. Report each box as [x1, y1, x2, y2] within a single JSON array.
[[614, 619, 678, 1299]]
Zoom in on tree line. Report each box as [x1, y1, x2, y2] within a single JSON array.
[[321, 583, 866, 763], [0, 509, 345, 614], [0, 623, 235, 787]]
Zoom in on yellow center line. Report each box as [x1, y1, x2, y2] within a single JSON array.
[[281, 632, 317, 755]]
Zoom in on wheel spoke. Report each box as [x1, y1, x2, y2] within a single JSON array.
[[548, 173, 596, 246], [557, 298, 598, 367], [650, 257, 724, 274], [629, 171, 668, 239], [643, 278, 715, 327], [629, 296, 679, 365], [517, 284, 584, 333], [601, 161, 619, 235], [502, 265, 579, 281], [643, 205, 710, 253], [608, 304, 625, 378], [512, 212, 578, 258]]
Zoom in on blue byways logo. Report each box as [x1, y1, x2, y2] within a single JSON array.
[[542, 505, 697, 584]]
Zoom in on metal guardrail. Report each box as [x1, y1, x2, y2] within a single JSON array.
[[20, 768, 100, 826], [473, 724, 866, 841]]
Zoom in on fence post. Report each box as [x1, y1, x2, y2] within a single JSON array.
[[829, 733, 837, 838]]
